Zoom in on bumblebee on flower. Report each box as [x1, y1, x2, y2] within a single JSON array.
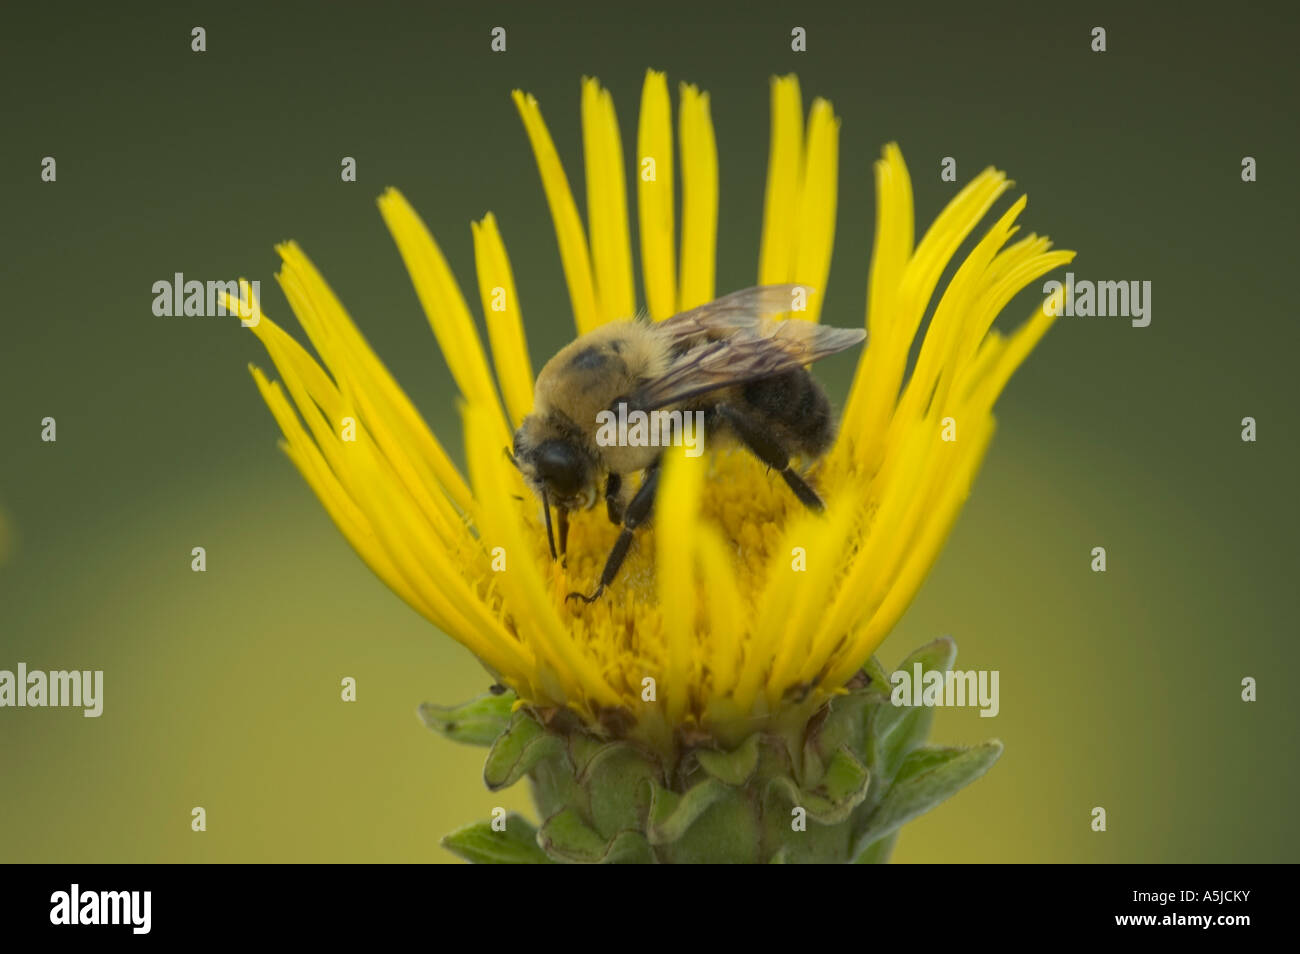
[[233, 70, 1072, 862]]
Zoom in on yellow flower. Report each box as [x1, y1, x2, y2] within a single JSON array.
[[235, 71, 1072, 753]]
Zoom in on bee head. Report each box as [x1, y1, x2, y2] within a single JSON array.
[[511, 418, 599, 513], [533, 439, 592, 500]]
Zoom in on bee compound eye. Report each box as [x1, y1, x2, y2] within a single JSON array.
[[533, 440, 586, 497]]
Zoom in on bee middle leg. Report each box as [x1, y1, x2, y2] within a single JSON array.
[[605, 472, 624, 525], [567, 459, 660, 604], [716, 404, 825, 512]]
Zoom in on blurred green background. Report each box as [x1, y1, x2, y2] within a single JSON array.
[[2, 0, 1297, 862]]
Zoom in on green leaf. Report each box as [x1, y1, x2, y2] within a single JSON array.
[[483, 711, 564, 791], [852, 740, 1002, 858], [645, 779, 730, 845], [418, 691, 516, 747], [441, 813, 552, 864], [766, 747, 870, 825], [853, 831, 898, 864], [565, 733, 608, 777], [579, 742, 660, 837], [811, 691, 873, 762], [538, 808, 656, 863], [860, 656, 892, 699], [821, 747, 871, 806], [870, 636, 957, 781], [696, 733, 761, 786]]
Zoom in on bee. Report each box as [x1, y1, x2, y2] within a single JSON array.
[[509, 284, 866, 603]]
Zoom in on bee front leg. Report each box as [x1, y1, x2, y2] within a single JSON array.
[[605, 472, 624, 525], [568, 460, 660, 604], [556, 507, 570, 564]]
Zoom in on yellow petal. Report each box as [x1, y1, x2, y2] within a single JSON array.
[[272, 248, 477, 536], [791, 98, 839, 322], [471, 213, 535, 428], [837, 144, 913, 452], [970, 288, 1072, 412], [245, 340, 535, 688], [696, 526, 743, 699], [512, 90, 602, 334], [677, 83, 718, 310], [765, 496, 857, 704], [463, 400, 621, 711], [377, 189, 512, 452], [893, 196, 1029, 429], [655, 448, 705, 723], [637, 69, 676, 319], [825, 415, 996, 687], [838, 158, 1012, 478], [758, 75, 803, 285], [734, 503, 828, 713], [582, 78, 635, 323]]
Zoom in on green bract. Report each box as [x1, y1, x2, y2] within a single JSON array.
[[424, 637, 1000, 864]]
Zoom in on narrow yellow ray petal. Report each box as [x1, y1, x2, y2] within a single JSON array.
[[791, 98, 839, 322], [582, 78, 635, 323], [904, 167, 1012, 309], [841, 164, 1013, 477], [655, 448, 704, 723], [889, 167, 1013, 380], [867, 436, 961, 615], [677, 83, 718, 310], [956, 330, 1006, 406], [765, 496, 856, 704], [235, 255, 477, 519], [825, 416, 996, 687], [249, 303, 503, 682], [893, 196, 1028, 428], [256, 316, 474, 608], [246, 310, 357, 490], [941, 248, 1073, 417], [247, 365, 536, 689], [837, 145, 913, 463], [734, 505, 825, 713], [696, 526, 743, 699], [636, 69, 677, 319], [471, 213, 535, 428], [377, 190, 513, 448], [866, 143, 914, 337], [811, 427, 936, 658], [971, 288, 1070, 411], [241, 298, 499, 652], [463, 401, 621, 710], [250, 367, 371, 556], [758, 75, 803, 285], [343, 423, 539, 686], [956, 246, 1075, 371], [513, 90, 602, 334], [271, 262, 473, 548]]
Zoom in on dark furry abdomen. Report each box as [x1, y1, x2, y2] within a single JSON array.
[[703, 368, 835, 459]]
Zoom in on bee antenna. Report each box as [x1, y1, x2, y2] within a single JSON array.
[[503, 447, 520, 470], [541, 489, 558, 562]]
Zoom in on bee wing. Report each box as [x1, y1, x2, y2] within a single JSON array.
[[633, 321, 866, 411], [656, 284, 809, 342]]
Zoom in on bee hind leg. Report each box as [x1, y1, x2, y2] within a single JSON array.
[[567, 460, 660, 604], [717, 404, 825, 513]]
